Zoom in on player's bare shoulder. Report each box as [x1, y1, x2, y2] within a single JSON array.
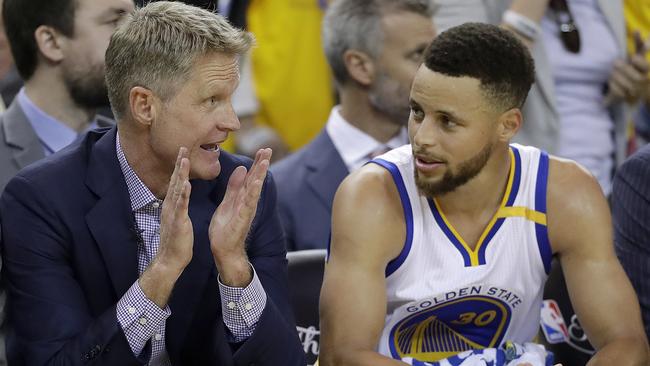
[[330, 163, 406, 264], [546, 155, 611, 254]]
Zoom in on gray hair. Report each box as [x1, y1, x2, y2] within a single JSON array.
[[322, 0, 436, 85], [105, 1, 254, 120]]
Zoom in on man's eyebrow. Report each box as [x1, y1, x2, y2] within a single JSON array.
[[104, 7, 128, 17]]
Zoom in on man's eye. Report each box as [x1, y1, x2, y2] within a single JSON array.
[[411, 108, 424, 120], [441, 116, 457, 128]]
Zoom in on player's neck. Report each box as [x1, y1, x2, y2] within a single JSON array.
[[434, 146, 511, 218]]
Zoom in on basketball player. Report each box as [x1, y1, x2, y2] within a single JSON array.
[[319, 23, 649, 366]]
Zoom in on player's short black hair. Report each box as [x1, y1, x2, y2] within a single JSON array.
[[423, 22, 535, 110]]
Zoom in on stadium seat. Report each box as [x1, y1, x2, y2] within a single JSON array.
[[287, 249, 327, 366]]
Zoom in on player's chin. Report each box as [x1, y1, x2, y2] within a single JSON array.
[[415, 166, 445, 181]]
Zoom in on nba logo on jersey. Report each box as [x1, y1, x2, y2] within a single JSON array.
[[540, 300, 568, 344]]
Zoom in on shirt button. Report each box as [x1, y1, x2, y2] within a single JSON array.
[[154, 334, 162, 341], [227, 301, 236, 310], [127, 306, 136, 315], [152, 202, 160, 208], [139, 317, 148, 326], [244, 303, 253, 311]]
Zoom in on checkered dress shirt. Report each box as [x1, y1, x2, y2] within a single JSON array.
[[114, 134, 267, 365]]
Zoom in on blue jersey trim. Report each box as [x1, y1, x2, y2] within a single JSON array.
[[370, 159, 415, 277], [428, 198, 473, 267], [477, 217, 506, 265], [506, 146, 522, 206], [478, 146, 521, 265], [534, 151, 552, 274]]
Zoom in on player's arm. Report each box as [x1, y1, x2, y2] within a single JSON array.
[[547, 158, 650, 366], [319, 165, 408, 366]]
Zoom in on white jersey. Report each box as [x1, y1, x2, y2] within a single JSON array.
[[371, 143, 552, 363]]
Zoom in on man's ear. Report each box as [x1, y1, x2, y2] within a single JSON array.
[[34, 25, 65, 63], [129, 86, 158, 127], [496, 108, 522, 142], [342, 49, 376, 86]]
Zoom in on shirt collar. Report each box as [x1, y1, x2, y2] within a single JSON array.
[[17, 88, 100, 155], [325, 106, 408, 171], [116, 133, 161, 211]]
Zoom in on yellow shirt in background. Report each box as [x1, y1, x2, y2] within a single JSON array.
[[247, 0, 335, 151], [625, 0, 650, 63]]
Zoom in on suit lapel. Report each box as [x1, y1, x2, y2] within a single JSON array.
[[304, 131, 349, 211], [2, 101, 45, 170], [85, 127, 139, 298]]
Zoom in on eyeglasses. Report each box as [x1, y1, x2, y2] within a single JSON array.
[[550, 0, 581, 53]]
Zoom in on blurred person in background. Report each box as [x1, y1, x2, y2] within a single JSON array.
[[0, 0, 20, 113], [433, 0, 649, 196], [612, 144, 650, 344], [624, 0, 650, 148], [271, 0, 436, 251], [0, 0, 133, 191], [0, 0, 133, 364]]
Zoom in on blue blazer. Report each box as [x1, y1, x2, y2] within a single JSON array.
[[0, 127, 305, 365], [612, 144, 650, 340], [271, 130, 348, 251]]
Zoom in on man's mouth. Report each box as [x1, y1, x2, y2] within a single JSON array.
[[200, 143, 220, 152], [415, 154, 444, 165]]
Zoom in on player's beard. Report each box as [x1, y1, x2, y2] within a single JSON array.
[[368, 71, 411, 127], [63, 62, 110, 110], [414, 140, 494, 197]]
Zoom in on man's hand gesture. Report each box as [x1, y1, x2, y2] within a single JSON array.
[[209, 148, 272, 287]]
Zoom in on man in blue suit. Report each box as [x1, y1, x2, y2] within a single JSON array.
[[0, 2, 304, 365], [271, 0, 436, 251], [612, 143, 650, 341]]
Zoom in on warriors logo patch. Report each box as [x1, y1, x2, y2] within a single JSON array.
[[388, 296, 512, 362]]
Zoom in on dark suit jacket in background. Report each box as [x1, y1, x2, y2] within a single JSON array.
[[0, 127, 304, 365], [612, 144, 650, 340], [271, 130, 348, 251], [0, 101, 46, 193], [0, 100, 114, 193]]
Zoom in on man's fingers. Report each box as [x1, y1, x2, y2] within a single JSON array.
[[174, 179, 192, 218], [629, 53, 650, 75], [247, 148, 272, 188], [610, 66, 638, 99], [243, 160, 269, 213], [615, 60, 645, 86], [608, 78, 630, 101], [166, 147, 188, 200], [246, 148, 272, 188], [238, 177, 265, 221]]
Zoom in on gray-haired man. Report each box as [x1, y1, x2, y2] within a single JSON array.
[[271, 0, 436, 252], [0, 2, 304, 365]]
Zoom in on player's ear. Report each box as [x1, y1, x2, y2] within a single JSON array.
[[496, 108, 521, 142]]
